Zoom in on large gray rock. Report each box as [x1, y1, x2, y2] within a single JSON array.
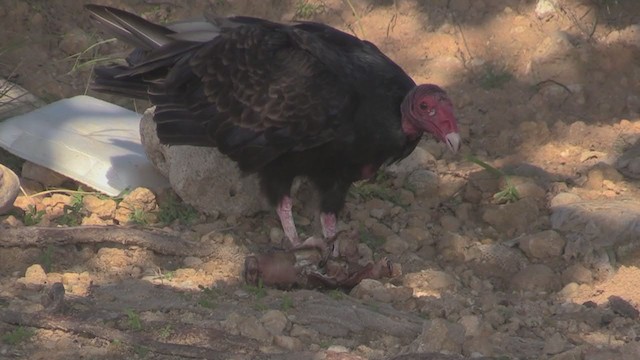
[[140, 107, 268, 216], [0, 163, 20, 215], [551, 199, 640, 251]]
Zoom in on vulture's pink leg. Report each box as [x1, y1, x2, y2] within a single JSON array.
[[277, 196, 300, 247], [321, 212, 339, 257]]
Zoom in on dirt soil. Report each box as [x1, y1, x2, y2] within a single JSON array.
[[2, 0, 640, 359]]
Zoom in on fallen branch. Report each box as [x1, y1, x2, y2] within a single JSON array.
[[0, 226, 211, 257], [0, 310, 258, 359]]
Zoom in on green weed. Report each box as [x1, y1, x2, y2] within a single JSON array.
[[359, 226, 385, 251], [23, 205, 45, 226], [126, 309, 142, 331], [39, 245, 54, 272], [466, 155, 520, 203], [2, 327, 34, 345], [156, 194, 199, 225], [478, 65, 513, 89], [281, 294, 294, 311], [294, 0, 325, 19]]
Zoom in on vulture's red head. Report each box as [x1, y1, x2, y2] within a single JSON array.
[[401, 84, 460, 153]]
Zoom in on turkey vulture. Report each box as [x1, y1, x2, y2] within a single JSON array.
[[85, 5, 461, 252]]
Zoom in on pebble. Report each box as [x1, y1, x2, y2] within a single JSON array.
[[290, 324, 319, 340], [482, 198, 540, 236], [550, 192, 582, 208], [351, 279, 412, 303], [510, 264, 559, 292], [518, 230, 566, 259], [239, 315, 272, 343], [562, 264, 593, 284], [403, 270, 458, 293], [406, 169, 439, 197], [273, 335, 304, 351], [407, 318, 465, 354], [440, 214, 461, 232], [437, 232, 470, 262], [83, 195, 117, 219], [383, 234, 409, 255], [458, 315, 482, 337], [269, 227, 284, 245], [400, 226, 432, 243], [22, 264, 47, 285], [543, 332, 567, 355], [558, 282, 580, 298], [115, 187, 158, 223], [260, 310, 289, 336], [42, 194, 71, 220], [183, 256, 203, 268], [608, 296, 639, 319]]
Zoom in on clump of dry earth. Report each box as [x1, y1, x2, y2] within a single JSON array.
[[2, 0, 640, 359]]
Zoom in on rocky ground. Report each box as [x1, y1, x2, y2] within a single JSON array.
[[2, 0, 640, 359]]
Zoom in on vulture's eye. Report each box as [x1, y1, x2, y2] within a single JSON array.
[[419, 102, 429, 110]]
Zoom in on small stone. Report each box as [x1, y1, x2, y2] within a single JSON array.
[[536, 0, 558, 19], [608, 296, 639, 319], [403, 270, 458, 297], [558, 282, 580, 298], [221, 312, 242, 335], [440, 214, 461, 232], [23, 264, 47, 285], [115, 187, 157, 224], [510, 264, 559, 292], [400, 227, 434, 246], [273, 335, 304, 351], [550, 192, 582, 208], [518, 230, 566, 259], [437, 232, 470, 262], [327, 345, 350, 353], [482, 198, 540, 236], [369, 222, 394, 238], [383, 235, 409, 255], [83, 195, 117, 219], [356, 243, 373, 265], [513, 180, 547, 205], [406, 169, 439, 197], [269, 227, 284, 245], [21, 161, 68, 187], [290, 324, 319, 340], [183, 256, 203, 268], [239, 315, 272, 343], [369, 208, 386, 220], [562, 264, 593, 284], [41, 194, 72, 220], [407, 318, 465, 354], [543, 332, 567, 355], [351, 280, 412, 303], [584, 168, 604, 190], [81, 213, 113, 226], [1, 215, 23, 227], [260, 310, 289, 336], [458, 315, 481, 337], [350, 278, 384, 300]]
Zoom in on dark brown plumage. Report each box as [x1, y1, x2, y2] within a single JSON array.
[[85, 5, 461, 252]]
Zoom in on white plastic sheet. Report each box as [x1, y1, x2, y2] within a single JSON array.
[[0, 95, 169, 196]]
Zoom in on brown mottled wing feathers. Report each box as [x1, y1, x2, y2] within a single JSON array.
[[187, 25, 351, 169]]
